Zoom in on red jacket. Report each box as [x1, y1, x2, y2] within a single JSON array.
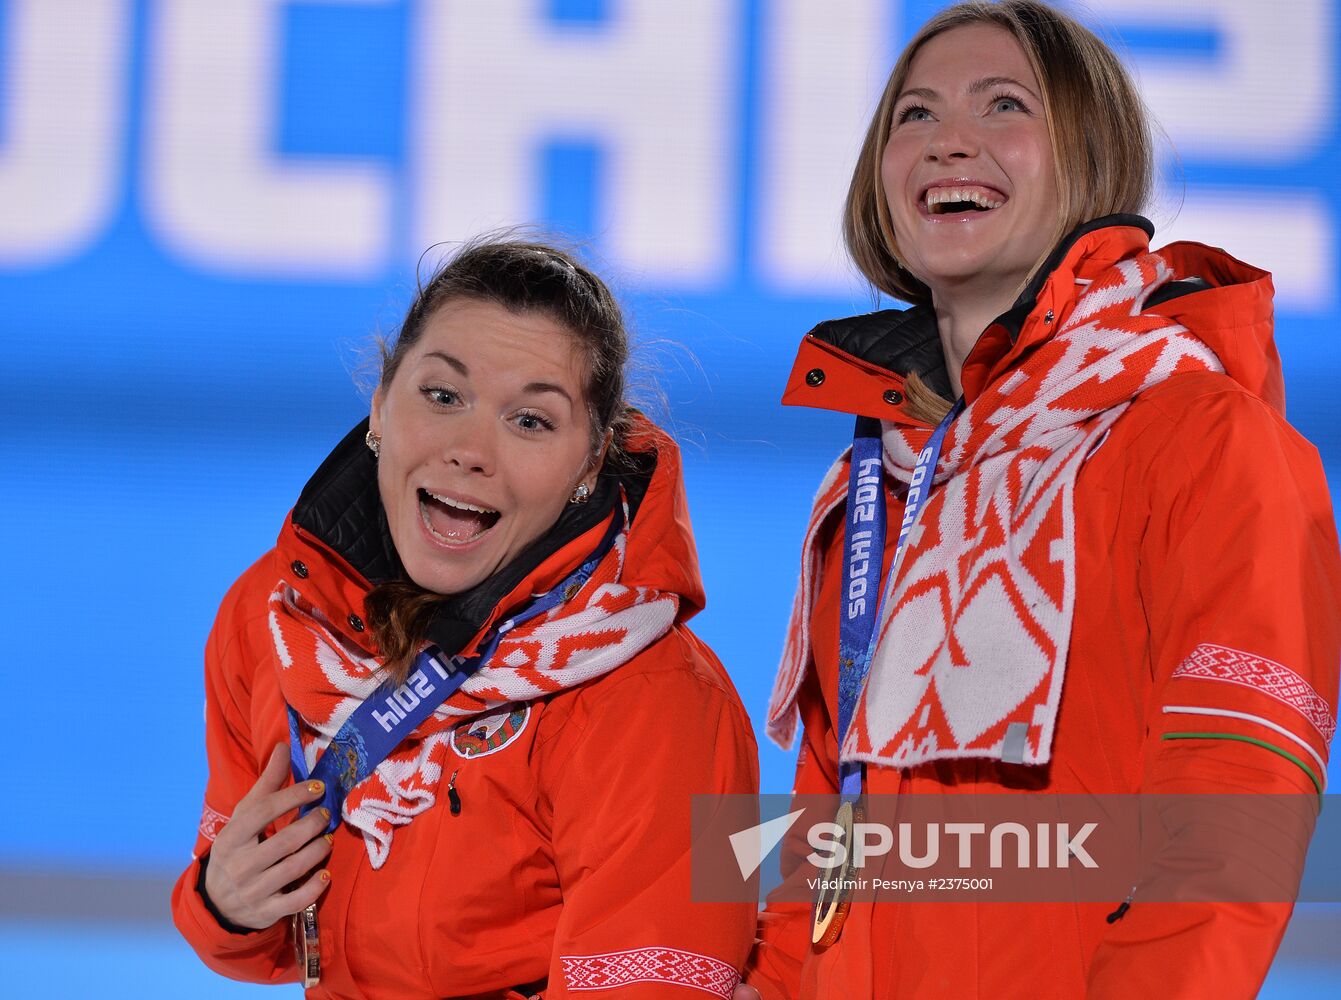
[[172, 420, 758, 999], [745, 218, 1341, 999]]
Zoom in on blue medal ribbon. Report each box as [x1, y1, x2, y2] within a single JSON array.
[[288, 505, 625, 831], [836, 401, 962, 799]]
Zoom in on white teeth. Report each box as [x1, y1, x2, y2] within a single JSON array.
[[423, 490, 498, 515], [924, 186, 1005, 212]]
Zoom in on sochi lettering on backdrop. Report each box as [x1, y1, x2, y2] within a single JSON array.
[[0, 0, 1333, 309], [145, 0, 393, 277], [0, 0, 127, 266], [414, 0, 734, 285], [757, 0, 894, 289], [1104, 0, 1333, 311]]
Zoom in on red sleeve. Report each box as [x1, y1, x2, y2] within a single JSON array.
[[1087, 380, 1341, 999], [170, 553, 300, 984], [743, 673, 837, 1000], [542, 633, 759, 999]]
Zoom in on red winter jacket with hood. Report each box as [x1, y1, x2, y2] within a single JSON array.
[[744, 216, 1341, 1000], [172, 416, 758, 999]]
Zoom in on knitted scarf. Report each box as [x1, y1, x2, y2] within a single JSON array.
[[271, 503, 679, 867], [768, 252, 1223, 768]]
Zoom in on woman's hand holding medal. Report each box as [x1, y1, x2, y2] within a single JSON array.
[[202, 744, 334, 930]]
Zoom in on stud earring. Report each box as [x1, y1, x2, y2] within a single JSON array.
[[568, 482, 591, 504], [365, 429, 381, 458]]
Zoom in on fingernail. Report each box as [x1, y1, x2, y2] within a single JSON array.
[[319, 870, 331, 883], [324, 833, 335, 845], [308, 781, 324, 796], [319, 807, 331, 822]]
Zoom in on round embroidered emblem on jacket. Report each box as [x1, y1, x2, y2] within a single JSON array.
[[450, 705, 531, 759]]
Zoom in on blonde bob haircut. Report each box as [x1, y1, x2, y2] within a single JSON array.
[[845, 0, 1154, 304]]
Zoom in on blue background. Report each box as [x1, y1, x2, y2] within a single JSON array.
[[2, 0, 1337, 994]]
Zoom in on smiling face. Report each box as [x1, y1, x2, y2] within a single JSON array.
[[880, 23, 1061, 303], [370, 298, 602, 596]]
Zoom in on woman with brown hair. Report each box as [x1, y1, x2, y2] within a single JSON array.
[[171, 239, 758, 998], [742, 1, 1340, 996]]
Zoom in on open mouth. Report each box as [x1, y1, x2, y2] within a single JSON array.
[[418, 488, 501, 545], [922, 185, 1006, 216]]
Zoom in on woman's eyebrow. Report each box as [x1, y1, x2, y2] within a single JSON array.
[[967, 75, 1041, 101], [424, 350, 469, 376], [895, 85, 938, 104], [420, 352, 571, 403], [522, 382, 573, 403], [896, 76, 1042, 105]]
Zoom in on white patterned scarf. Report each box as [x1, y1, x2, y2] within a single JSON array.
[[769, 253, 1223, 768], [272, 503, 679, 867]]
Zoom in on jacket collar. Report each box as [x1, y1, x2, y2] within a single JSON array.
[[783, 214, 1170, 421], [290, 420, 401, 584]]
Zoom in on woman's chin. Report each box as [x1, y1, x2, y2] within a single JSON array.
[[918, 257, 1032, 299], [400, 543, 499, 598]]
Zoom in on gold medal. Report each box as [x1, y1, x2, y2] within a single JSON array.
[[811, 799, 861, 947], [293, 903, 321, 987]]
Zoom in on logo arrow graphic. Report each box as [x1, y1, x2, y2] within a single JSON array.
[[729, 809, 806, 880]]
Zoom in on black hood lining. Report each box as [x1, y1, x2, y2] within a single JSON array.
[[808, 304, 954, 400], [292, 417, 656, 657]]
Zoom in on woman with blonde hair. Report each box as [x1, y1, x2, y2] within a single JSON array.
[[742, 1, 1340, 996]]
